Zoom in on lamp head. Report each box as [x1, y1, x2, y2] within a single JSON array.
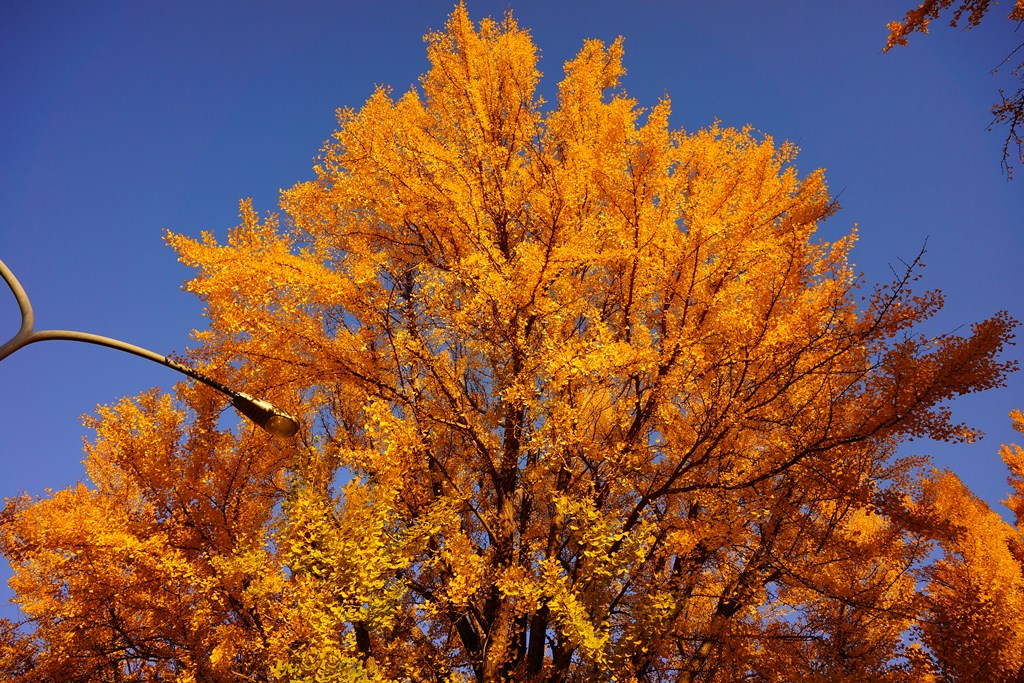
[[231, 392, 300, 437]]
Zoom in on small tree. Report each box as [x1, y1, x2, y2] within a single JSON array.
[[2, 6, 1019, 681], [885, 0, 1024, 177]]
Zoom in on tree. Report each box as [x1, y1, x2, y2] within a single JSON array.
[[910, 470, 1024, 681], [1001, 410, 1024, 526], [1, 6, 1019, 681], [884, 0, 1024, 177]]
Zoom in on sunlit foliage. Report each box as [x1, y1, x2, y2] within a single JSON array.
[[2, 6, 1020, 681]]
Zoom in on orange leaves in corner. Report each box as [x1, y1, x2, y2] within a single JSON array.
[[914, 469, 1024, 681]]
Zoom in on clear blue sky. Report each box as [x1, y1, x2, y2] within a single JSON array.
[[2, 1, 1022, 621]]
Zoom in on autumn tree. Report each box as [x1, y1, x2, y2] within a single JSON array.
[[885, 0, 1024, 176], [1001, 410, 1024, 525], [908, 469, 1024, 681], [1, 6, 1020, 682]]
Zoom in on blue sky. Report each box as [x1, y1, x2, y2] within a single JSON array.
[[2, 1, 1022, 621]]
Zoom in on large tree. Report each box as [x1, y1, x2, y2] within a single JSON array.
[[1, 6, 1020, 682]]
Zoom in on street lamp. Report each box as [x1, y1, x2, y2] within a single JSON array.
[[0, 258, 299, 438]]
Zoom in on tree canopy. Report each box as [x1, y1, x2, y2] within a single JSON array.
[[2, 6, 1021, 682]]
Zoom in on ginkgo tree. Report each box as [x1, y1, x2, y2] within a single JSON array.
[[2, 5, 1021, 682]]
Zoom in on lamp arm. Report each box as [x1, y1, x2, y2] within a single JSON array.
[[0, 258, 298, 437], [0, 258, 35, 361]]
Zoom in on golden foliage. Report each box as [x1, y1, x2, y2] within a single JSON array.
[[914, 470, 1024, 681], [884, 0, 1024, 50], [2, 6, 1020, 681]]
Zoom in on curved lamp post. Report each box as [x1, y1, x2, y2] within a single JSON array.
[[0, 258, 299, 438]]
